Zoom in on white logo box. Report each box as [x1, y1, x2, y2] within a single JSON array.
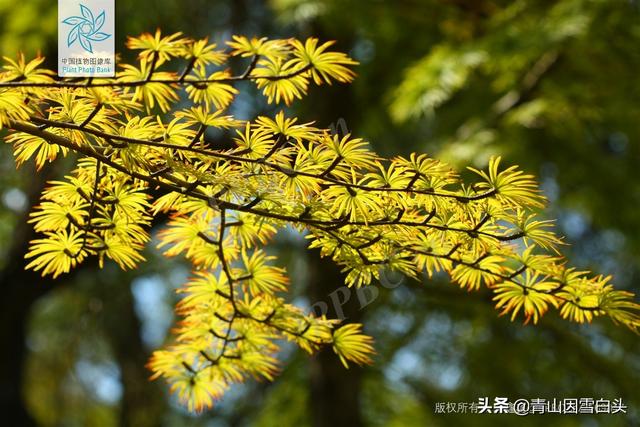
[[58, 0, 115, 77]]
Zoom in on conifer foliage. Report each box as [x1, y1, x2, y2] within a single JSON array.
[[0, 31, 638, 411]]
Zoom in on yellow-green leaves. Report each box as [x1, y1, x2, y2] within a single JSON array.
[[451, 255, 506, 291], [180, 37, 227, 69], [236, 37, 359, 104], [252, 56, 310, 105], [184, 69, 237, 110], [148, 350, 230, 413], [125, 32, 361, 110], [254, 111, 318, 143], [327, 177, 385, 222], [146, 243, 368, 410], [7, 131, 68, 169], [118, 62, 179, 112], [515, 212, 564, 251], [289, 38, 358, 85], [25, 160, 151, 276], [332, 324, 375, 368], [240, 250, 289, 294], [25, 230, 86, 278], [126, 30, 188, 65], [1, 53, 54, 83], [176, 106, 242, 129], [226, 35, 288, 58], [2, 31, 639, 414], [0, 89, 32, 130], [321, 133, 379, 174], [470, 156, 546, 209], [493, 272, 559, 324]]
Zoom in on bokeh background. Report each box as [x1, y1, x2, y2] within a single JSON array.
[[1, 0, 639, 426]]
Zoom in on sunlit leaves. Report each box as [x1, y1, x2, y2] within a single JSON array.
[[157, 213, 217, 260], [226, 35, 288, 58], [101, 233, 146, 269], [28, 199, 88, 232], [240, 250, 289, 295], [147, 254, 359, 412], [2, 30, 639, 414], [470, 156, 546, 209], [516, 212, 564, 252], [153, 116, 192, 147], [1, 53, 55, 83], [451, 255, 506, 291], [25, 161, 151, 274], [118, 62, 179, 112], [321, 133, 379, 174], [7, 131, 68, 169], [252, 56, 309, 105], [493, 272, 559, 324], [44, 89, 111, 130], [599, 290, 640, 330], [556, 272, 605, 324], [107, 178, 152, 218], [233, 123, 276, 159], [228, 212, 277, 247], [185, 69, 237, 110], [254, 111, 318, 143], [289, 38, 358, 85], [366, 163, 412, 190], [332, 323, 375, 368], [0, 89, 32, 129], [393, 153, 457, 190], [326, 177, 385, 222], [176, 271, 229, 312], [148, 350, 230, 413], [24, 230, 86, 278], [126, 30, 188, 65], [179, 37, 227, 69], [175, 106, 242, 129]]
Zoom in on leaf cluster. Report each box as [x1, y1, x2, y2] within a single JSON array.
[[0, 30, 638, 411]]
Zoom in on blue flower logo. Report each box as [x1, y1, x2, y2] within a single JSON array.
[[62, 4, 111, 53]]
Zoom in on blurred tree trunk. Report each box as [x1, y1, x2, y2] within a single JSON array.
[[0, 163, 165, 426], [0, 165, 56, 426], [99, 281, 165, 427], [307, 253, 365, 427], [297, 18, 365, 426], [0, 270, 44, 427]]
